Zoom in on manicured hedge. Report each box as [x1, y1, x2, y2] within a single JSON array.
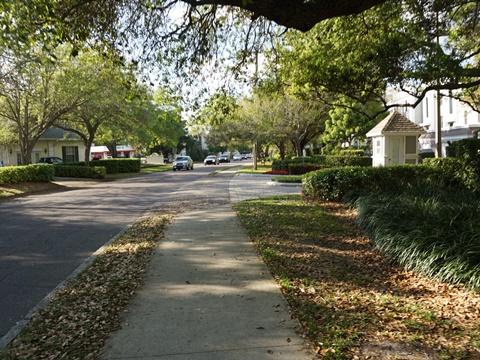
[[288, 163, 325, 175], [54, 165, 107, 179], [424, 157, 480, 193], [302, 165, 457, 202], [90, 159, 141, 174], [272, 155, 372, 173], [337, 149, 365, 157], [0, 165, 55, 185]]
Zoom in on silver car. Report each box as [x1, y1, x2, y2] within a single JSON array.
[[172, 156, 194, 171]]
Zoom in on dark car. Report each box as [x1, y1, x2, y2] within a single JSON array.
[[203, 155, 218, 165], [37, 157, 64, 164], [218, 154, 230, 163], [172, 156, 194, 171]]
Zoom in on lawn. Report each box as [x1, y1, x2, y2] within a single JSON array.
[[234, 195, 480, 359]]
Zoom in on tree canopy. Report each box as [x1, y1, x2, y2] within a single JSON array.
[[266, 1, 480, 113]]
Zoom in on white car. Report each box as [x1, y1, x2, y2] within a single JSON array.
[[232, 154, 242, 161], [172, 156, 194, 171], [203, 155, 218, 165]]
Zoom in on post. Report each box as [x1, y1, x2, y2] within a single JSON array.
[[253, 142, 258, 171], [435, 90, 442, 157]]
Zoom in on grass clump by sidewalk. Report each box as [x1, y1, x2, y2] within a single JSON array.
[[0, 215, 172, 360], [234, 195, 480, 359], [345, 184, 480, 290]]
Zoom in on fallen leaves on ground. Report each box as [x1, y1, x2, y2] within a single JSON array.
[[0, 215, 172, 360], [234, 196, 480, 359]]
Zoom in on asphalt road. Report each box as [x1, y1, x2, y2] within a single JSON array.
[[0, 163, 237, 343]]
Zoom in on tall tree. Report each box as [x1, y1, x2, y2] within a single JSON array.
[[323, 97, 384, 152], [54, 49, 144, 165], [134, 89, 186, 155], [0, 48, 85, 164]]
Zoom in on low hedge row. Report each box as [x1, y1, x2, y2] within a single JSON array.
[[54, 165, 107, 179], [288, 163, 325, 175], [302, 165, 460, 202], [0, 165, 55, 185], [90, 159, 141, 174], [424, 157, 480, 192], [62, 158, 142, 174], [65, 159, 141, 174], [272, 155, 372, 173]]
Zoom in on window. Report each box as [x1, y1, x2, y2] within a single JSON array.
[[375, 139, 381, 154], [425, 98, 429, 118], [405, 136, 417, 154], [62, 146, 79, 163], [449, 97, 453, 114], [33, 152, 40, 164]]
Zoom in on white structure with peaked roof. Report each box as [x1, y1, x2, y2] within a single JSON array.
[[367, 111, 426, 167]]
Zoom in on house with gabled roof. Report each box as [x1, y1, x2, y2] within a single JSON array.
[[366, 111, 426, 167], [1, 126, 85, 166]]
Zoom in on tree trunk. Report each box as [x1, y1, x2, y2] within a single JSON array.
[[106, 141, 118, 158]]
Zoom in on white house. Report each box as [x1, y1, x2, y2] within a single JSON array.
[[1, 127, 85, 166], [385, 88, 480, 156], [367, 111, 426, 166]]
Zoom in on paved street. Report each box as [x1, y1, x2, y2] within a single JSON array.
[[0, 165, 301, 349]]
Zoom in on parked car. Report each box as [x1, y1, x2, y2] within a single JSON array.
[[218, 154, 230, 163], [172, 156, 194, 171], [232, 154, 242, 161], [37, 157, 64, 164], [203, 155, 218, 165]]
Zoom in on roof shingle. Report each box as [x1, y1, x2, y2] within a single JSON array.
[[367, 111, 426, 137]]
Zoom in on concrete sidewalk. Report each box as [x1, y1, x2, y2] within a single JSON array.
[[100, 204, 311, 360]]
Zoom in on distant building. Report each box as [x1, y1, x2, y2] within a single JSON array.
[[0, 126, 85, 166], [385, 88, 480, 157], [90, 145, 137, 160]]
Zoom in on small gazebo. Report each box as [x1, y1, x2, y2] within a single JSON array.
[[367, 111, 426, 167]]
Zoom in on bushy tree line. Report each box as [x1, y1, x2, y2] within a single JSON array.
[[0, 45, 186, 165]]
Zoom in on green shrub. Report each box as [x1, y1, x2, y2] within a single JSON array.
[[0, 165, 55, 185], [322, 155, 372, 167], [271, 175, 303, 183], [302, 165, 452, 202], [288, 163, 324, 175], [455, 138, 480, 163], [54, 165, 106, 179], [445, 146, 457, 158], [425, 157, 480, 192], [90, 159, 140, 174], [272, 158, 311, 171], [338, 149, 365, 157], [346, 184, 480, 289], [418, 152, 435, 164], [272, 155, 371, 172]]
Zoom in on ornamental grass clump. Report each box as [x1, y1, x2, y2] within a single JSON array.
[[346, 183, 480, 290]]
